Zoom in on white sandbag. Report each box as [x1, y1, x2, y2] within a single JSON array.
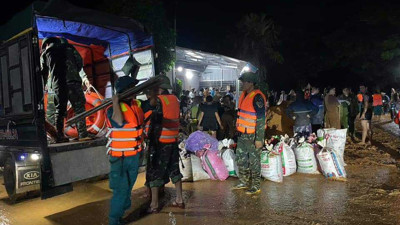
[[221, 149, 239, 177], [323, 128, 347, 166], [179, 153, 193, 182], [275, 141, 296, 176], [294, 142, 319, 174], [191, 155, 210, 181], [218, 141, 224, 151], [317, 147, 347, 180], [261, 150, 283, 182], [219, 139, 235, 150]]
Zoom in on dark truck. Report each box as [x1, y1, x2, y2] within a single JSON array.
[[0, 0, 154, 200]]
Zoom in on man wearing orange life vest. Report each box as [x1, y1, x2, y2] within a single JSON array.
[[232, 72, 266, 195], [372, 90, 384, 121], [105, 75, 143, 225], [146, 75, 184, 213]]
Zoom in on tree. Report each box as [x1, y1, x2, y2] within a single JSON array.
[[321, 2, 400, 90], [233, 13, 283, 94], [98, 0, 175, 75]]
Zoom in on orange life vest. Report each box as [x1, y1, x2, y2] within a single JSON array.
[[357, 94, 363, 102], [372, 94, 383, 106], [105, 101, 144, 157], [143, 110, 152, 138], [395, 110, 400, 125], [237, 90, 267, 134], [157, 95, 180, 143]]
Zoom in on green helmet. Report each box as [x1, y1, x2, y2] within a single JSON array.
[[158, 75, 173, 90], [115, 76, 139, 94], [41, 37, 60, 49], [239, 72, 259, 84]]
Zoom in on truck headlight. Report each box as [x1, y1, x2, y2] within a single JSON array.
[[31, 154, 40, 161]]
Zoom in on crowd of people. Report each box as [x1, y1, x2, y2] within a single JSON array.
[[179, 87, 237, 140], [267, 85, 399, 145], [178, 82, 400, 147]]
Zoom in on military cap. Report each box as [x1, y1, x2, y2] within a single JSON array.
[[158, 75, 173, 90], [239, 72, 259, 84]]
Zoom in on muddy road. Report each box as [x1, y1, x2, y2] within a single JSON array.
[[0, 119, 399, 225]]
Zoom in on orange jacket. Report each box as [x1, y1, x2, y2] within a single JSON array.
[[158, 95, 180, 143], [237, 90, 267, 134], [357, 94, 363, 102], [143, 110, 152, 138], [105, 101, 144, 157], [372, 94, 383, 106]]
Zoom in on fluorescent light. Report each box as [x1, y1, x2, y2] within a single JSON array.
[[186, 70, 193, 79], [177, 66, 183, 72]]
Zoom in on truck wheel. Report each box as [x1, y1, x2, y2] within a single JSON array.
[[4, 157, 19, 202]]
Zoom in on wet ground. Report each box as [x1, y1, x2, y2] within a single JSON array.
[[1, 118, 400, 225]]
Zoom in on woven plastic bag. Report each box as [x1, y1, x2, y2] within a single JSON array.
[[191, 155, 210, 181], [201, 150, 229, 181], [316, 147, 347, 181], [261, 150, 283, 182], [324, 128, 347, 166], [221, 149, 239, 177], [294, 142, 319, 174], [275, 141, 296, 176]]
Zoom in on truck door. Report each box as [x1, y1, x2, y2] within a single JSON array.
[[0, 30, 45, 148], [0, 30, 52, 200]]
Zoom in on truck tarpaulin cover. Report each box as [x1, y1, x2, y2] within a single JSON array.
[[35, 0, 153, 57]]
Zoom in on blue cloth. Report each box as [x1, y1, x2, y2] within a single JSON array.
[[210, 89, 215, 97], [286, 97, 318, 127], [108, 155, 140, 225], [310, 94, 325, 125], [36, 17, 153, 57], [310, 94, 323, 107]]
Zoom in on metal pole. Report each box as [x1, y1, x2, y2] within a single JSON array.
[[173, 0, 177, 91], [221, 68, 223, 89]]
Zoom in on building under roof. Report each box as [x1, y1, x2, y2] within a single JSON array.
[[171, 46, 257, 94]]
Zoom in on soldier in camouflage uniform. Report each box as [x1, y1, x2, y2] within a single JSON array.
[[146, 76, 184, 213], [40, 37, 92, 142], [45, 39, 90, 128], [232, 72, 266, 195]]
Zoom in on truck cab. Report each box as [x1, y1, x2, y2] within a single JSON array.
[[0, 0, 154, 201]]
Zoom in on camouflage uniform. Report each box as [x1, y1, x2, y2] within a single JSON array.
[[146, 95, 183, 188], [41, 40, 88, 139], [236, 94, 266, 190]]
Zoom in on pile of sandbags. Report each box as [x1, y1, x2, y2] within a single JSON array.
[[262, 128, 348, 182], [179, 132, 231, 182], [179, 128, 348, 183]]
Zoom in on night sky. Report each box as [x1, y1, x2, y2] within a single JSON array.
[[3, 0, 400, 91]]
